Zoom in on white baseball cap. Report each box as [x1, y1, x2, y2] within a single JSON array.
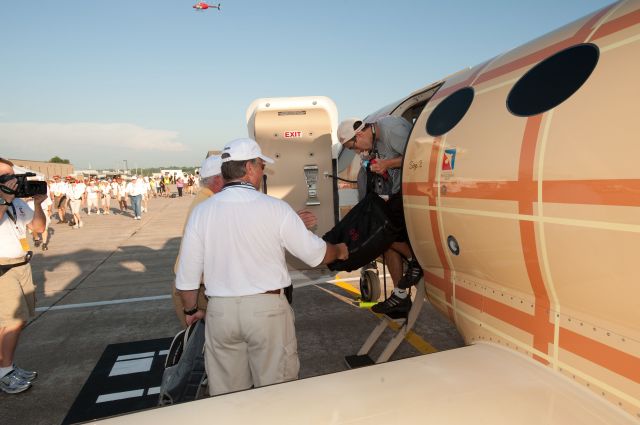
[[221, 138, 274, 163], [337, 118, 366, 145], [199, 155, 222, 178]]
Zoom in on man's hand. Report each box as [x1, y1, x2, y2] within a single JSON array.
[[297, 209, 318, 230], [321, 242, 349, 265], [33, 193, 47, 204], [370, 159, 388, 176], [185, 310, 205, 326], [0, 177, 17, 204], [336, 242, 349, 260]]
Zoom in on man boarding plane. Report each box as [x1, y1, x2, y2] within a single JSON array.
[[99, 0, 640, 423]]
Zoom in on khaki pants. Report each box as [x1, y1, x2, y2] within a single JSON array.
[[205, 293, 299, 396], [0, 259, 35, 327]]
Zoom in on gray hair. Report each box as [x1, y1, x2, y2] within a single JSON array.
[[221, 160, 252, 180]]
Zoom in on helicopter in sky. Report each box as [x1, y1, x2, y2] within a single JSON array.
[[192, 2, 221, 11]]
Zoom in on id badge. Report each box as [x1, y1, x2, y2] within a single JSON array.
[[14, 224, 29, 252]]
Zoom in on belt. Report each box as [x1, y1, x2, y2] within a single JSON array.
[[263, 289, 282, 295], [0, 251, 33, 277]]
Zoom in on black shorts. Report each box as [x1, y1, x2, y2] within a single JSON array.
[[387, 192, 408, 243]]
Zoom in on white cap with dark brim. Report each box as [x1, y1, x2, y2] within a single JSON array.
[[337, 118, 366, 145], [200, 155, 222, 178], [221, 138, 274, 163]]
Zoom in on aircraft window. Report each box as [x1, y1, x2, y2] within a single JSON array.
[[426, 87, 474, 137], [507, 43, 599, 117]]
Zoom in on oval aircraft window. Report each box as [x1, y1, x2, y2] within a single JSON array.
[[426, 87, 474, 137], [507, 43, 599, 117]]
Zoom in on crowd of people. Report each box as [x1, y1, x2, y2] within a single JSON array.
[[0, 162, 200, 394], [26, 173, 199, 252]]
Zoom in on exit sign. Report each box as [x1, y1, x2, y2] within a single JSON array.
[[284, 131, 302, 138]]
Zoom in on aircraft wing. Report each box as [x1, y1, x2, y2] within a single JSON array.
[[96, 343, 637, 424]]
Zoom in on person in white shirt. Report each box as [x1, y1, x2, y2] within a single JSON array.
[[117, 177, 128, 213], [85, 180, 100, 215], [110, 179, 119, 205], [141, 176, 150, 213], [29, 181, 53, 251], [66, 178, 86, 229], [99, 180, 111, 214], [51, 176, 68, 224], [125, 176, 146, 220], [0, 158, 46, 394], [176, 138, 349, 396]]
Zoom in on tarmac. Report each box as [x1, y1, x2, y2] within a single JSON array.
[[0, 193, 464, 425]]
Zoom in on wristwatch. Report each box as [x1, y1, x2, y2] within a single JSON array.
[[183, 306, 198, 316]]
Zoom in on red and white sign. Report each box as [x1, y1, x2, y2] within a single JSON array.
[[283, 131, 303, 139]]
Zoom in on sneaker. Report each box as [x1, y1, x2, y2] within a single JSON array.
[[398, 259, 424, 289], [72, 224, 79, 229], [79, 221, 84, 228], [42, 243, 48, 251], [13, 366, 37, 382], [0, 370, 31, 394], [371, 293, 412, 316], [33, 239, 42, 247]]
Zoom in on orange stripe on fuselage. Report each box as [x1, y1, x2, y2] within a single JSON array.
[[517, 115, 553, 361], [455, 286, 554, 341], [591, 7, 640, 41], [407, 178, 640, 208], [475, 5, 614, 85], [560, 327, 640, 384], [544, 179, 640, 206]]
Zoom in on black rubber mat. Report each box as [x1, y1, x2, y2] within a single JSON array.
[[62, 338, 171, 424]]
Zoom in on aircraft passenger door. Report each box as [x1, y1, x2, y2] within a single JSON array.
[[250, 103, 336, 270]]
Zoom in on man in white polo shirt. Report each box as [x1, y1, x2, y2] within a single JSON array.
[[176, 138, 348, 396], [0, 158, 46, 394]]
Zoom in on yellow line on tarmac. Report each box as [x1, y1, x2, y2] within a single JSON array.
[[331, 275, 438, 355], [385, 320, 438, 355], [333, 276, 361, 296]]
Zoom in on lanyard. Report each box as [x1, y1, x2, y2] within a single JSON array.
[[3, 202, 17, 224], [3, 202, 28, 247]]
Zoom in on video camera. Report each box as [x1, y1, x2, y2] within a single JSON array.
[[0, 173, 48, 198]]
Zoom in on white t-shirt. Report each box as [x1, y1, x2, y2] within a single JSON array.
[[126, 180, 147, 196], [0, 199, 34, 258], [86, 185, 99, 199], [176, 185, 327, 296], [67, 183, 86, 200], [51, 182, 68, 197]]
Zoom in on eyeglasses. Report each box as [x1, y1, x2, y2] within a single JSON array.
[[343, 138, 357, 150]]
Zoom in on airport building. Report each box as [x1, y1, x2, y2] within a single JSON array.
[[9, 158, 74, 179]]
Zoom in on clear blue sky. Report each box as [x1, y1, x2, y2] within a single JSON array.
[[0, 0, 613, 169]]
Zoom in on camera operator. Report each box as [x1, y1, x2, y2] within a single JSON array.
[[0, 158, 46, 394]]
